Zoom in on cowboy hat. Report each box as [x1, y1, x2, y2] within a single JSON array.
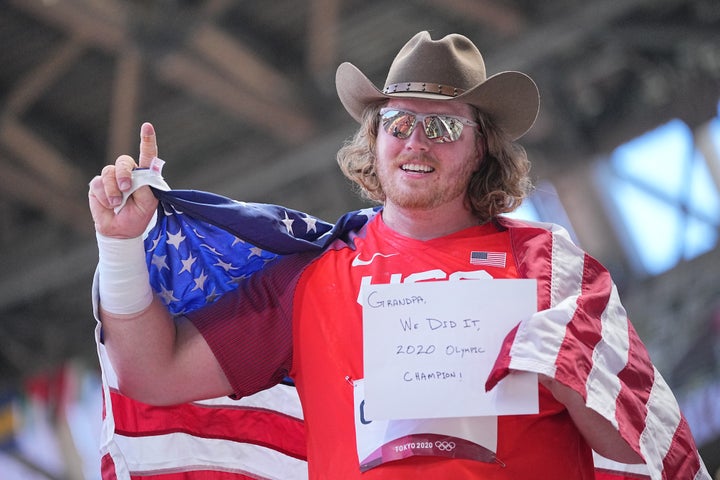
[[336, 31, 540, 140]]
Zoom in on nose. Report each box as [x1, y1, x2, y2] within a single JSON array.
[[404, 122, 431, 151]]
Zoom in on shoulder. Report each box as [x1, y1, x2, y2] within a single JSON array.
[[494, 216, 591, 280], [496, 216, 573, 239], [495, 216, 582, 253]]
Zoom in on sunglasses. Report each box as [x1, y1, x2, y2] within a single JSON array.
[[379, 108, 479, 143]]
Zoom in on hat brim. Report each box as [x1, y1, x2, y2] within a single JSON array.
[[336, 62, 539, 140]]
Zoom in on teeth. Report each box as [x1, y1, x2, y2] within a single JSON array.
[[401, 163, 434, 173]]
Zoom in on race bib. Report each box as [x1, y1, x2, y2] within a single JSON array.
[[353, 379, 498, 472]]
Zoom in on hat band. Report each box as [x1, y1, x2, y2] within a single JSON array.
[[382, 82, 465, 97]]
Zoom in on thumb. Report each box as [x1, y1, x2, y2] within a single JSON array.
[[138, 122, 158, 168]]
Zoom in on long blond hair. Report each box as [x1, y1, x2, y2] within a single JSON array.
[[336, 102, 533, 222]]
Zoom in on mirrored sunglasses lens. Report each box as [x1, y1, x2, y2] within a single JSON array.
[[381, 110, 416, 139], [423, 115, 463, 143]]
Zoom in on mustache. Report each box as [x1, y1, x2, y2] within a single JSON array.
[[395, 152, 437, 165]]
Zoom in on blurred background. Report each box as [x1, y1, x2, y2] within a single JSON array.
[[0, 0, 719, 478]]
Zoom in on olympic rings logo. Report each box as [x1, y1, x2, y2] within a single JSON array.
[[434, 440, 456, 451]]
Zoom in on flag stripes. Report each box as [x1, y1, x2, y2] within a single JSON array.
[[109, 391, 306, 459], [112, 432, 306, 478], [593, 450, 651, 479], [97, 323, 308, 480], [488, 218, 709, 480]]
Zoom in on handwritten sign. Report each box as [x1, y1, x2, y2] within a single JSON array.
[[361, 279, 538, 421]]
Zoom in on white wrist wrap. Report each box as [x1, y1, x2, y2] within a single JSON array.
[[96, 232, 154, 315]]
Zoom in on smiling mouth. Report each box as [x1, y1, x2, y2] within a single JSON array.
[[401, 163, 435, 173]]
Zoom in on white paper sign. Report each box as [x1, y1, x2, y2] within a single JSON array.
[[361, 279, 538, 421]]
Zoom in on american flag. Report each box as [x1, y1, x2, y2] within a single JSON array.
[[96, 187, 371, 480], [487, 217, 710, 480], [95, 186, 709, 480], [470, 250, 507, 268]]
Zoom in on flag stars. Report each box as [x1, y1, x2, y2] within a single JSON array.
[[166, 230, 186, 249], [357, 208, 378, 222], [158, 285, 179, 304], [179, 254, 197, 274], [214, 259, 236, 272], [147, 236, 162, 252], [206, 287, 221, 303], [146, 200, 376, 319], [193, 271, 208, 291], [281, 211, 294, 236], [248, 246, 264, 258], [302, 214, 318, 233], [227, 274, 248, 285], [201, 244, 222, 256], [151, 254, 169, 271]]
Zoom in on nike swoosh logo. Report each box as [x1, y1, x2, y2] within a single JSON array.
[[351, 252, 399, 267]]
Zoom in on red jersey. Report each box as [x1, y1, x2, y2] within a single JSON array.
[[188, 214, 594, 479]]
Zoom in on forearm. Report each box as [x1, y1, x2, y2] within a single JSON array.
[[540, 375, 644, 464]]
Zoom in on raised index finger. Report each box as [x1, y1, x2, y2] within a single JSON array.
[[138, 122, 158, 168]]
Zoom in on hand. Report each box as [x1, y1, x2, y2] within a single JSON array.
[[88, 122, 160, 238]]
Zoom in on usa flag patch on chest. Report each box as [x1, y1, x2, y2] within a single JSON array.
[[470, 251, 507, 268]]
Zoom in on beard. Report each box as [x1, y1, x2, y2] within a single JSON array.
[[377, 152, 477, 211]]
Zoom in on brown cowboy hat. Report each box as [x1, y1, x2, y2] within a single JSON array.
[[336, 31, 540, 140]]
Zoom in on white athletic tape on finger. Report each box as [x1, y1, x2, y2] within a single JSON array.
[[114, 157, 171, 213]]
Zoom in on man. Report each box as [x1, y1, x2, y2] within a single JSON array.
[[88, 32, 707, 479]]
